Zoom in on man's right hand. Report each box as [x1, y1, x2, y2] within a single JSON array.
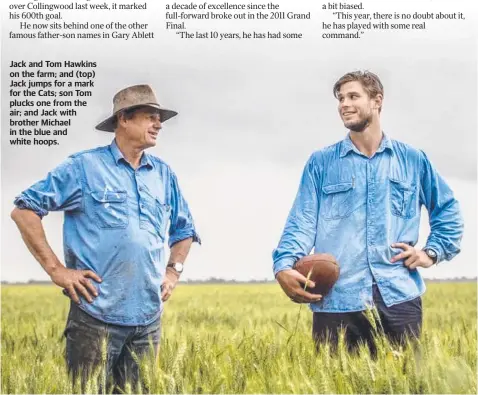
[[276, 269, 323, 304], [50, 267, 102, 304]]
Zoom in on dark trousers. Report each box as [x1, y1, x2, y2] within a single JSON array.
[[63, 302, 161, 393], [312, 284, 422, 356]]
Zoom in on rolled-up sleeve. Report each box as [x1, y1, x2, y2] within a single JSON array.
[[272, 154, 321, 276], [167, 171, 201, 248], [13, 157, 83, 219], [419, 150, 464, 263]]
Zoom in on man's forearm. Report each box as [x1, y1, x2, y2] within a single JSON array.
[[11, 207, 63, 277], [168, 237, 193, 264]]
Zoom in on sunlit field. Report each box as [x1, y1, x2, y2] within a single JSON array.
[[1, 282, 476, 394]]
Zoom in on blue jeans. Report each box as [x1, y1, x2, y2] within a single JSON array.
[[63, 302, 161, 393]]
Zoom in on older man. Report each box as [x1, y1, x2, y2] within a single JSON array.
[[273, 71, 463, 355], [11, 84, 200, 391]]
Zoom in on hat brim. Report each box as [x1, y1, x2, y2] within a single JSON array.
[[95, 104, 178, 132]]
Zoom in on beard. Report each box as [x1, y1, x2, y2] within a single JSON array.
[[344, 112, 372, 133]]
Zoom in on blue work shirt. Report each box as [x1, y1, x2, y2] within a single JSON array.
[[273, 133, 463, 312], [14, 139, 200, 325]]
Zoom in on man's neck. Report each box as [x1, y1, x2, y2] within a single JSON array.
[[114, 136, 144, 169], [349, 122, 383, 158]]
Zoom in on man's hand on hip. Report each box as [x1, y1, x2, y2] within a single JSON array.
[[391, 242, 434, 269], [276, 269, 322, 304], [161, 268, 180, 302], [51, 266, 102, 304]]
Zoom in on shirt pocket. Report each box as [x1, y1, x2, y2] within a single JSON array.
[[140, 197, 171, 240], [389, 178, 416, 219], [321, 182, 355, 220], [156, 199, 171, 240], [90, 190, 129, 229]]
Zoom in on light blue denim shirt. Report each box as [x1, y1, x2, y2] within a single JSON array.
[[14, 139, 200, 325], [273, 133, 463, 312]]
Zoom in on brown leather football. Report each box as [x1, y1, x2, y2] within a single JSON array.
[[294, 253, 340, 296]]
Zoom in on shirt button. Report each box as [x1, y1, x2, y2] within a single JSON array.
[[139, 187, 143, 191]]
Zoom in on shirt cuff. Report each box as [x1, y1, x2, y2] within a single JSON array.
[[168, 228, 201, 248], [424, 243, 444, 264], [273, 257, 296, 277], [13, 195, 48, 219]]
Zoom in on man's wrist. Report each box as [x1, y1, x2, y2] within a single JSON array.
[[167, 262, 184, 275], [273, 258, 295, 277], [46, 261, 65, 278], [422, 247, 438, 265]]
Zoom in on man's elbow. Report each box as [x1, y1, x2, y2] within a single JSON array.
[[11, 207, 40, 225], [454, 201, 465, 237], [171, 236, 194, 247], [11, 207, 22, 223]]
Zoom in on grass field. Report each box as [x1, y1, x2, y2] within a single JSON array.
[[1, 282, 476, 394]]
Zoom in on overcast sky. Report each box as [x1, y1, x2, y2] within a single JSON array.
[[1, 0, 476, 282]]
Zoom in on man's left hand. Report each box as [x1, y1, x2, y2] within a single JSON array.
[[390, 242, 434, 269], [161, 268, 180, 302]]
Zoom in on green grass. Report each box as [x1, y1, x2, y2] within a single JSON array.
[[1, 282, 476, 394]]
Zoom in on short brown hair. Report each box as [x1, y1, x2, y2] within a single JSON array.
[[333, 71, 384, 112]]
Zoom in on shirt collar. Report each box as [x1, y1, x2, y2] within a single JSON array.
[[376, 133, 393, 155], [109, 139, 153, 169], [339, 132, 393, 158]]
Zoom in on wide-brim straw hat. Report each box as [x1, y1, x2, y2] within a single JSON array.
[[95, 84, 178, 132]]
